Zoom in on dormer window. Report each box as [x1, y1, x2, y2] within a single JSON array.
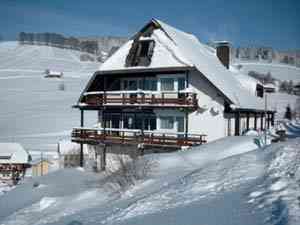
[[125, 40, 155, 67]]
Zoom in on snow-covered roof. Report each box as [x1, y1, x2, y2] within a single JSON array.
[[229, 65, 262, 96], [97, 19, 269, 111], [0, 143, 30, 164], [45, 71, 63, 76], [30, 158, 52, 166]]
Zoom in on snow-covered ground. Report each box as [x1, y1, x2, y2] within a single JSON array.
[[0, 41, 98, 73], [0, 123, 300, 225], [233, 60, 300, 82], [267, 92, 299, 119], [1, 42, 300, 224], [0, 42, 99, 152]]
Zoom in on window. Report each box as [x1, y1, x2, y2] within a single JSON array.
[[123, 114, 134, 129], [178, 78, 185, 91], [160, 116, 174, 129], [125, 40, 155, 67], [144, 116, 157, 130], [176, 117, 185, 132], [140, 41, 151, 57], [161, 78, 174, 91], [123, 80, 138, 90], [144, 79, 157, 91]]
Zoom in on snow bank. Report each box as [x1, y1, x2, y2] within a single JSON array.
[[152, 136, 260, 176], [247, 138, 300, 225], [2, 134, 300, 225], [0, 168, 104, 221]]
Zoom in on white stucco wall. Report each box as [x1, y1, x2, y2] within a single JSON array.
[[188, 71, 227, 142]]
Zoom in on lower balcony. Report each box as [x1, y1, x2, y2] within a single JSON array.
[[71, 127, 207, 148], [79, 91, 198, 109]]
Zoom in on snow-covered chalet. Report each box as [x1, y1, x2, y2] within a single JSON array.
[[71, 19, 275, 167]]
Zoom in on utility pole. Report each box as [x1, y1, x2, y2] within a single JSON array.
[[264, 80, 268, 146]]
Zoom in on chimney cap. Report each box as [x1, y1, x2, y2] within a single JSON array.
[[214, 41, 231, 47]]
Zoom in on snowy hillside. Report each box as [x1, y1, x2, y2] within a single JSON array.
[[268, 92, 299, 119], [0, 126, 299, 225], [233, 61, 300, 82], [0, 41, 100, 151], [0, 41, 99, 73]]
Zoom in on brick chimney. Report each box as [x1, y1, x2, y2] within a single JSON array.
[[215, 41, 230, 69]]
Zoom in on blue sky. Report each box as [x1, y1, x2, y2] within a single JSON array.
[[0, 0, 299, 50]]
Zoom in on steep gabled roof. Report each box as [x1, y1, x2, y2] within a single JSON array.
[[0, 143, 30, 164], [91, 19, 270, 111], [155, 19, 268, 110]]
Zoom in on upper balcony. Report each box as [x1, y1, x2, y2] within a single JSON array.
[[77, 90, 198, 109]]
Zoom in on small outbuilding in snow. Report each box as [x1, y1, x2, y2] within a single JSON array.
[[44, 69, 63, 78], [31, 158, 52, 177], [0, 143, 31, 184]]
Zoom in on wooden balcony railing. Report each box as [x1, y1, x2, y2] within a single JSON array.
[[71, 127, 207, 148], [81, 91, 198, 108]]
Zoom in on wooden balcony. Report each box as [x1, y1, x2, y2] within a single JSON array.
[[80, 91, 198, 109], [71, 127, 207, 148]]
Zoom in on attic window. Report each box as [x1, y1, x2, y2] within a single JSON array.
[[125, 40, 155, 67]]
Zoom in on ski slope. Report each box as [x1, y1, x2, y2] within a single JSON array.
[[0, 41, 98, 74], [0, 42, 100, 151], [233, 61, 300, 82], [0, 130, 299, 225]]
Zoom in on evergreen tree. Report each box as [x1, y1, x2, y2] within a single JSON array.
[[284, 105, 292, 120]]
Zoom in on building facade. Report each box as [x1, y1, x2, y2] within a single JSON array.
[[71, 19, 275, 169], [0, 143, 30, 184]]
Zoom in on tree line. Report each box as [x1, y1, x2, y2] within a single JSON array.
[[18, 32, 98, 54]]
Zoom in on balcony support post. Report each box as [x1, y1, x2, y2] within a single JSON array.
[[80, 109, 84, 167], [246, 112, 250, 131], [141, 112, 145, 141], [101, 145, 106, 171], [234, 111, 240, 136], [254, 113, 257, 130], [261, 112, 264, 130], [185, 110, 189, 144]]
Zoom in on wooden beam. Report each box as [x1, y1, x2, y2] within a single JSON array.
[[185, 110, 189, 143], [101, 145, 106, 171], [271, 112, 275, 126], [246, 113, 250, 131], [235, 111, 240, 136], [260, 113, 264, 130], [80, 109, 84, 167], [254, 113, 257, 130]]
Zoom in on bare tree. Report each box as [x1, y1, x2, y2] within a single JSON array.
[[105, 154, 156, 191]]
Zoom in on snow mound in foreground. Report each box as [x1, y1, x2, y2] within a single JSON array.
[[1, 134, 300, 225]]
